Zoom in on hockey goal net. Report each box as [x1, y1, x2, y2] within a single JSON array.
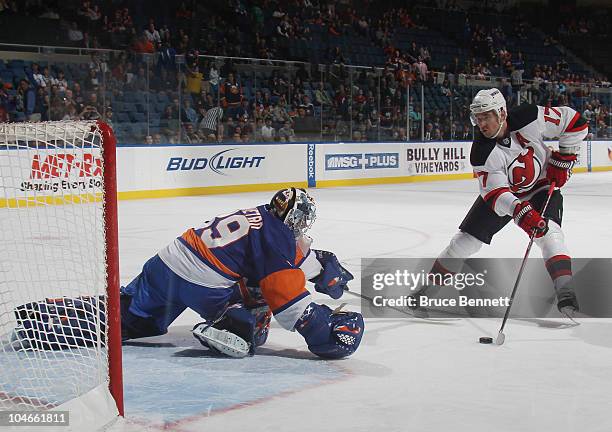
[[0, 120, 123, 429]]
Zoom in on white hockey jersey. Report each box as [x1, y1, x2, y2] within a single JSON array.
[[471, 104, 588, 217]]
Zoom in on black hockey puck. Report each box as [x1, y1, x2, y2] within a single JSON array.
[[479, 337, 493, 344]]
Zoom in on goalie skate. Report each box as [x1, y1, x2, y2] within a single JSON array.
[[192, 323, 251, 358]]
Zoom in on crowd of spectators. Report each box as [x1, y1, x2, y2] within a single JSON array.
[[0, 0, 610, 142]]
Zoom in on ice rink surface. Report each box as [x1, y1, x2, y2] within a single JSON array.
[[111, 172, 612, 432]]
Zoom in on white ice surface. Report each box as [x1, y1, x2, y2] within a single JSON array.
[[110, 172, 612, 432]]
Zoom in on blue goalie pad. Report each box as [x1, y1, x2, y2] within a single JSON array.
[[295, 302, 364, 359], [310, 250, 354, 299], [193, 304, 272, 355], [12, 296, 107, 350]]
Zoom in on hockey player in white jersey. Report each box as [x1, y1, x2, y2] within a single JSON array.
[[414, 88, 588, 316]]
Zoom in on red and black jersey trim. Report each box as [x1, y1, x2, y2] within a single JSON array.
[[565, 112, 588, 133], [545, 255, 572, 280], [507, 104, 538, 132], [483, 187, 511, 209], [470, 130, 497, 167]]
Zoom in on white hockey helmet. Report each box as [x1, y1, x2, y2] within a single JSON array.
[[469, 88, 507, 127], [269, 188, 316, 237]]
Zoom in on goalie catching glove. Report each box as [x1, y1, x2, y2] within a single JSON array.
[[309, 249, 354, 299], [295, 302, 364, 359]]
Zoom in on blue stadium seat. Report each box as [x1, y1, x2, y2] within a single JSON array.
[[112, 102, 125, 112], [130, 112, 146, 123], [1, 71, 14, 84], [115, 112, 130, 123], [121, 102, 137, 113]]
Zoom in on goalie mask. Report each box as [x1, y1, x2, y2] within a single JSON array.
[[469, 88, 507, 138], [269, 188, 316, 237]]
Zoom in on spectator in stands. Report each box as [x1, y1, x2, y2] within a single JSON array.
[[152, 134, 164, 144], [271, 99, 291, 128], [182, 99, 198, 126], [157, 41, 177, 71], [278, 121, 296, 142], [84, 68, 100, 91], [79, 104, 100, 120], [129, 67, 148, 92], [208, 62, 220, 98], [68, 22, 84, 45], [101, 106, 113, 126], [234, 99, 250, 121], [32, 87, 48, 121], [183, 123, 201, 144], [144, 21, 161, 45], [223, 117, 236, 141], [185, 64, 203, 97], [132, 34, 154, 53], [221, 72, 242, 118], [52, 70, 68, 93], [252, 119, 264, 141], [72, 82, 85, 111], [62, 103, 79, 121], [232, 126, 243, 143], [424, 122, 434, 141], [15, 79, 35, 121], [261, 118, 275, 141], [298, 95, 315, 116]]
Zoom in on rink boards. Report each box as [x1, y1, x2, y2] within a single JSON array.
[[1, 140, 611, 204]]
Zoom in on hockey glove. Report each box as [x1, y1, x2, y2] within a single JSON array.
[[513, 201, 548, 238], [310, 250, 354, 299], [546, 151, 576, 188], [295, 302, 364, 359], [13, 296, 107, 350]]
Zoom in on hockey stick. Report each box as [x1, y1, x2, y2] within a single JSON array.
[[495, 182, 556, 345]]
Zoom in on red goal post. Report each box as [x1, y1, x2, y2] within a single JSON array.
[[0, 120, 124, 428]]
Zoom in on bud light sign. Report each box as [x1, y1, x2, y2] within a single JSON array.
[[166, 148, 265, 176], [325, 152, 399, 170]]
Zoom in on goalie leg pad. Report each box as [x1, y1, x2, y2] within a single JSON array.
[[192, 322, 250, 358], [192, 305, 271, 356]]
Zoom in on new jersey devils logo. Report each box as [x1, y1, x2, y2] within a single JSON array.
[[508, 147, 542, 193]]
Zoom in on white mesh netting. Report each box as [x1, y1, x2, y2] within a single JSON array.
[[0, 121, 112, 412]]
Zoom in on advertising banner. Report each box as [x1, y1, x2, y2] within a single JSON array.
[[315, 142, 473, 185], [0, 148, 103, 200], [589, 140, 612, 171], [116, 144, 307, 194]]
